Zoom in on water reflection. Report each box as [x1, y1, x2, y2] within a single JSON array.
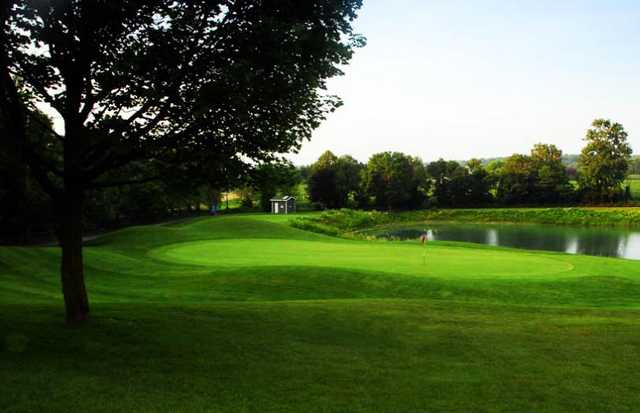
[[371, 223, 640, 260]]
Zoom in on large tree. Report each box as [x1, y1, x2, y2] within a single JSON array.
[[308, 150, 363, 208], [1, 0, 363, 322], [530, 144, 573, 203], [426, 158, 492, 207], [495, 154, 536, 205], [578, 119, 633, 202], [252, 161, 299, 211], [465, 158, 493, 205], [308, 150, 340, 208], [363, 152, 427, 210], [426, 158, 464, 207]]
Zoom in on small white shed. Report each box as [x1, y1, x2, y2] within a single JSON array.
[[270, 196, 296, 214]]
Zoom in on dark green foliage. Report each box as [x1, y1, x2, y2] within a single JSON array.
[[426, 158, 493, 207], [531, 144, 574, 203], [629, 157, 640, 175], [362, 152, 427, 210], [426, 159, 462, 207], [466, 158, 494, 204], [308, 151, 364, 209], [491, 145, 573, 205], [0, 110, 55, 243], [297, 165, 313, 182], [3, 0, 366, 190], [251, 162, 300, 211], [335, 155, 365, 206], [1, 0, 364, 319], [494, 154, 537, 204], [308, 151, 341, 208], [578, 119, 632, 202]]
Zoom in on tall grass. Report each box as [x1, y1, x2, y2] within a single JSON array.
[[292, 207, 640, 236]]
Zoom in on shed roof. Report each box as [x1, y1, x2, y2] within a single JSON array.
[[270, 196, 296, 201]]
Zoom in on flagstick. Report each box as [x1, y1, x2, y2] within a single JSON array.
[[420, 232, 427, 265]]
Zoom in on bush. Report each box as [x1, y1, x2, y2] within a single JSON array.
[[291, 209, 395, 235]]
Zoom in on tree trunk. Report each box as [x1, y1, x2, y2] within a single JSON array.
[[17, 165, 30, 244], [55, 192, 90, 323]]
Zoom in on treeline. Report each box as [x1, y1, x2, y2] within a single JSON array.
[[305, 119, 635, 210], [0, 163, 221, 244], [0, 110, 285, 243], [1, 118, 634, 243], [629, 157, 640, 175], [0, 155, 302, 243], [475, 154, 640, 178], [0, 111, 248, 242]]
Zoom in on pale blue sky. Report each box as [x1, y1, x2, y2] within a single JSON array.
[[289, 0, 640, 165]]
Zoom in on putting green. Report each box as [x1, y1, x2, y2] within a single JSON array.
[[150, 238, 575, 279]]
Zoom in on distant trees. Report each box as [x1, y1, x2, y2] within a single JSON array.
[[308, 151, 340, 208], [297, 165, 313, 183], [491, 144, 573, 205], [629, 157, 640, 175], [251, 162, 300, 212], [530, 144, 573, 203], [308, 151, 364, 208], [304, 118, 637, 211], [494, 154, 537, 204], [578, 119, 633, 202], [362, 152, 427, 210], [466, 159, 494, 205], [307, 151, 427, 210], [335, 155, 366, 207], [425, 159, 492, 207], [426, 159, 466, 207]]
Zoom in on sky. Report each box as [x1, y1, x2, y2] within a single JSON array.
[[288, 0, 640, 165]]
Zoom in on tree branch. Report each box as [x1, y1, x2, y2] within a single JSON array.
[[0, 16, 61, 197], [87, 175, 161, 189], [8, 67, 65, 116], [27, 111, 65, 142]]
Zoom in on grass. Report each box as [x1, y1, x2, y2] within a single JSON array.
[[2, 213, 640, 412], [292, 208, 640, 239], [626, 176, 640, 200]]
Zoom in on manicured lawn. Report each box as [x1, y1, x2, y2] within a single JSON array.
[[627, 176, 640, 200], [2, 214, 640, 412]]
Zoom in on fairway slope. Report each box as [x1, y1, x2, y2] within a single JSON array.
[[2, 214, 640, 412]]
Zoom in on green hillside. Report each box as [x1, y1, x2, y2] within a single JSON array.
[[2, 214, 640, 412]]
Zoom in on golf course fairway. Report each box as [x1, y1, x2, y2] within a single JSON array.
[[2, 214, 640, 412]]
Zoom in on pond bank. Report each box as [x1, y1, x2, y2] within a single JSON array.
[[409, 207, 640, 228], [291, 207, 640, 238], [365, 222, 640, 260]]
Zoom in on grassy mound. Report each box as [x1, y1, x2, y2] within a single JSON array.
[[2, 214, 640, 412]]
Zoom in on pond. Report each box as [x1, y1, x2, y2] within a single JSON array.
[[366, 223, 640, 260]]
